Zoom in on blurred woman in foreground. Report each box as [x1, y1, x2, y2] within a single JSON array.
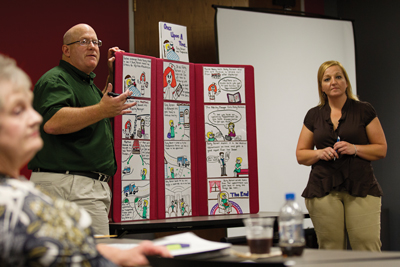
[[0, 54, 171, 266]]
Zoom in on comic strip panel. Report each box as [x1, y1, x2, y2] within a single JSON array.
[[122, 55, 152, 98], [121, 140, 150, 181], [203, 67, 245, 104], [204, 105, 247, 142], [164, 103, 190, 141], [207, 178, 250, 215], [206, 141, 249, 178], [162, 61, 190, 101], [122, 100, 151, 140], [165, 178, 192, 218], [121, 180, 150, 221], [164, 141, 191, 179]]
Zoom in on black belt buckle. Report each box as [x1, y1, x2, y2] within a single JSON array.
[[96, 172, 110, 183]]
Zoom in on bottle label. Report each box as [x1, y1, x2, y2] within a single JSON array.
[[279, 221, 304, 243]]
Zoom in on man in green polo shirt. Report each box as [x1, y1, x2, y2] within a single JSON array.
[[28, 23, 136, 235]]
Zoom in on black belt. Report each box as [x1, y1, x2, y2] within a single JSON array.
[[33, 168, 111, 183]]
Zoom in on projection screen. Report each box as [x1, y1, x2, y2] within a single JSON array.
[[215, 7, 356, 214]]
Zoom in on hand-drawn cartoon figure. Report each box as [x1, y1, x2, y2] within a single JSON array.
[[142, 200, 148, 219], [124, 74, 141, 97], [140, 118, 145, 136], [167, 120, 177, 139], [124, 119, 133, 139], [163, 40, 180, 61], [141, 168, 147, 180], [218, 152, 228, 176], [208, 83, 220, 101], [124, 74, 134, 89], [218, 191, 232, 214], [163, 64, 178, 100], [168, 199, 178, 216], [139, 72, 147, 95], [225, 122, 236, 141], [170, 200, 176, 212], [180, 198, 186, 216], [170, 167, 175, 178], [234, 157, 242, 177], [207, 131, 215, 141]]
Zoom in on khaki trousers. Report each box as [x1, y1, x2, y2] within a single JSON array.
[[30, 172, 111, 235], [305, 191, 381, 251]]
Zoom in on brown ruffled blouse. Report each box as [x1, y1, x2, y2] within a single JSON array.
[[301, 98, 383, 198]]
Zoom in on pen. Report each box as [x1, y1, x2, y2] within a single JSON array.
[[164, 243, 190, 250], [94, 235, 118, 238], [334, 136, 340, 160], [107, 92, 135, 99]]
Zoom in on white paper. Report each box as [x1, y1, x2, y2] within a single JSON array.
[[106, 232, 231, 257], [153, 232, 231, 256]]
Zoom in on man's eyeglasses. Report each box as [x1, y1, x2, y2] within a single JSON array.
[[66, 38, 102, 47]]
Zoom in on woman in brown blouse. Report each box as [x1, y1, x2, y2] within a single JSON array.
[[296, 60, 387, 251]]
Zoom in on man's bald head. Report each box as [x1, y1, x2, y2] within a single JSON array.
[[63, 24, 96, 45], [61, 23, 100, 74]]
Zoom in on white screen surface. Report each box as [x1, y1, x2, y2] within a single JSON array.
[[216, 7, 356, 213]]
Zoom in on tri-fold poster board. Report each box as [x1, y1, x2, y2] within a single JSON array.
[[112, 51, 259, 222]]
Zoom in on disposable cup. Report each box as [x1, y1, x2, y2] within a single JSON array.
[[243, 217, 274, 254]]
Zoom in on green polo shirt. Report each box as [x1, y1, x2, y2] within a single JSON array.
[[28, 60, 117, 176]]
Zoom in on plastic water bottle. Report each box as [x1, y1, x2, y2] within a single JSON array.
[[278, 193, 305, 256]]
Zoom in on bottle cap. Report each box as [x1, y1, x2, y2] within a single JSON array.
[[285, 193, 295, 200]]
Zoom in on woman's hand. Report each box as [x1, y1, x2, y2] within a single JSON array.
[[97, 240, 172, 266], [332, 118, 387, 161], [333, 141, 356, 156], [318, 147, 339, 161], [297, 125, 339, 165]]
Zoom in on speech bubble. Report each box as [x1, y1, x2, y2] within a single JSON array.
[[218, 77, 242, 92], [208, 110, 242, 125], [139, 141, 150, 160]]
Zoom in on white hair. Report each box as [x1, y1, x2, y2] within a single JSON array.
[[0, 54, 31, 109]]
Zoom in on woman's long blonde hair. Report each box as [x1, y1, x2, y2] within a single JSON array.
[[317, 60, 358, 107]]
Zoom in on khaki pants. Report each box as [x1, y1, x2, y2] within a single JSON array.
[[30, 172, 111, 235], [305, 191, 381, 251]]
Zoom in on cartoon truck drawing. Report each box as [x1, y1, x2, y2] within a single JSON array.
[[123, 166, 131, 174], [177, 156, 190, 167], [124, 183, 139, 197]]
